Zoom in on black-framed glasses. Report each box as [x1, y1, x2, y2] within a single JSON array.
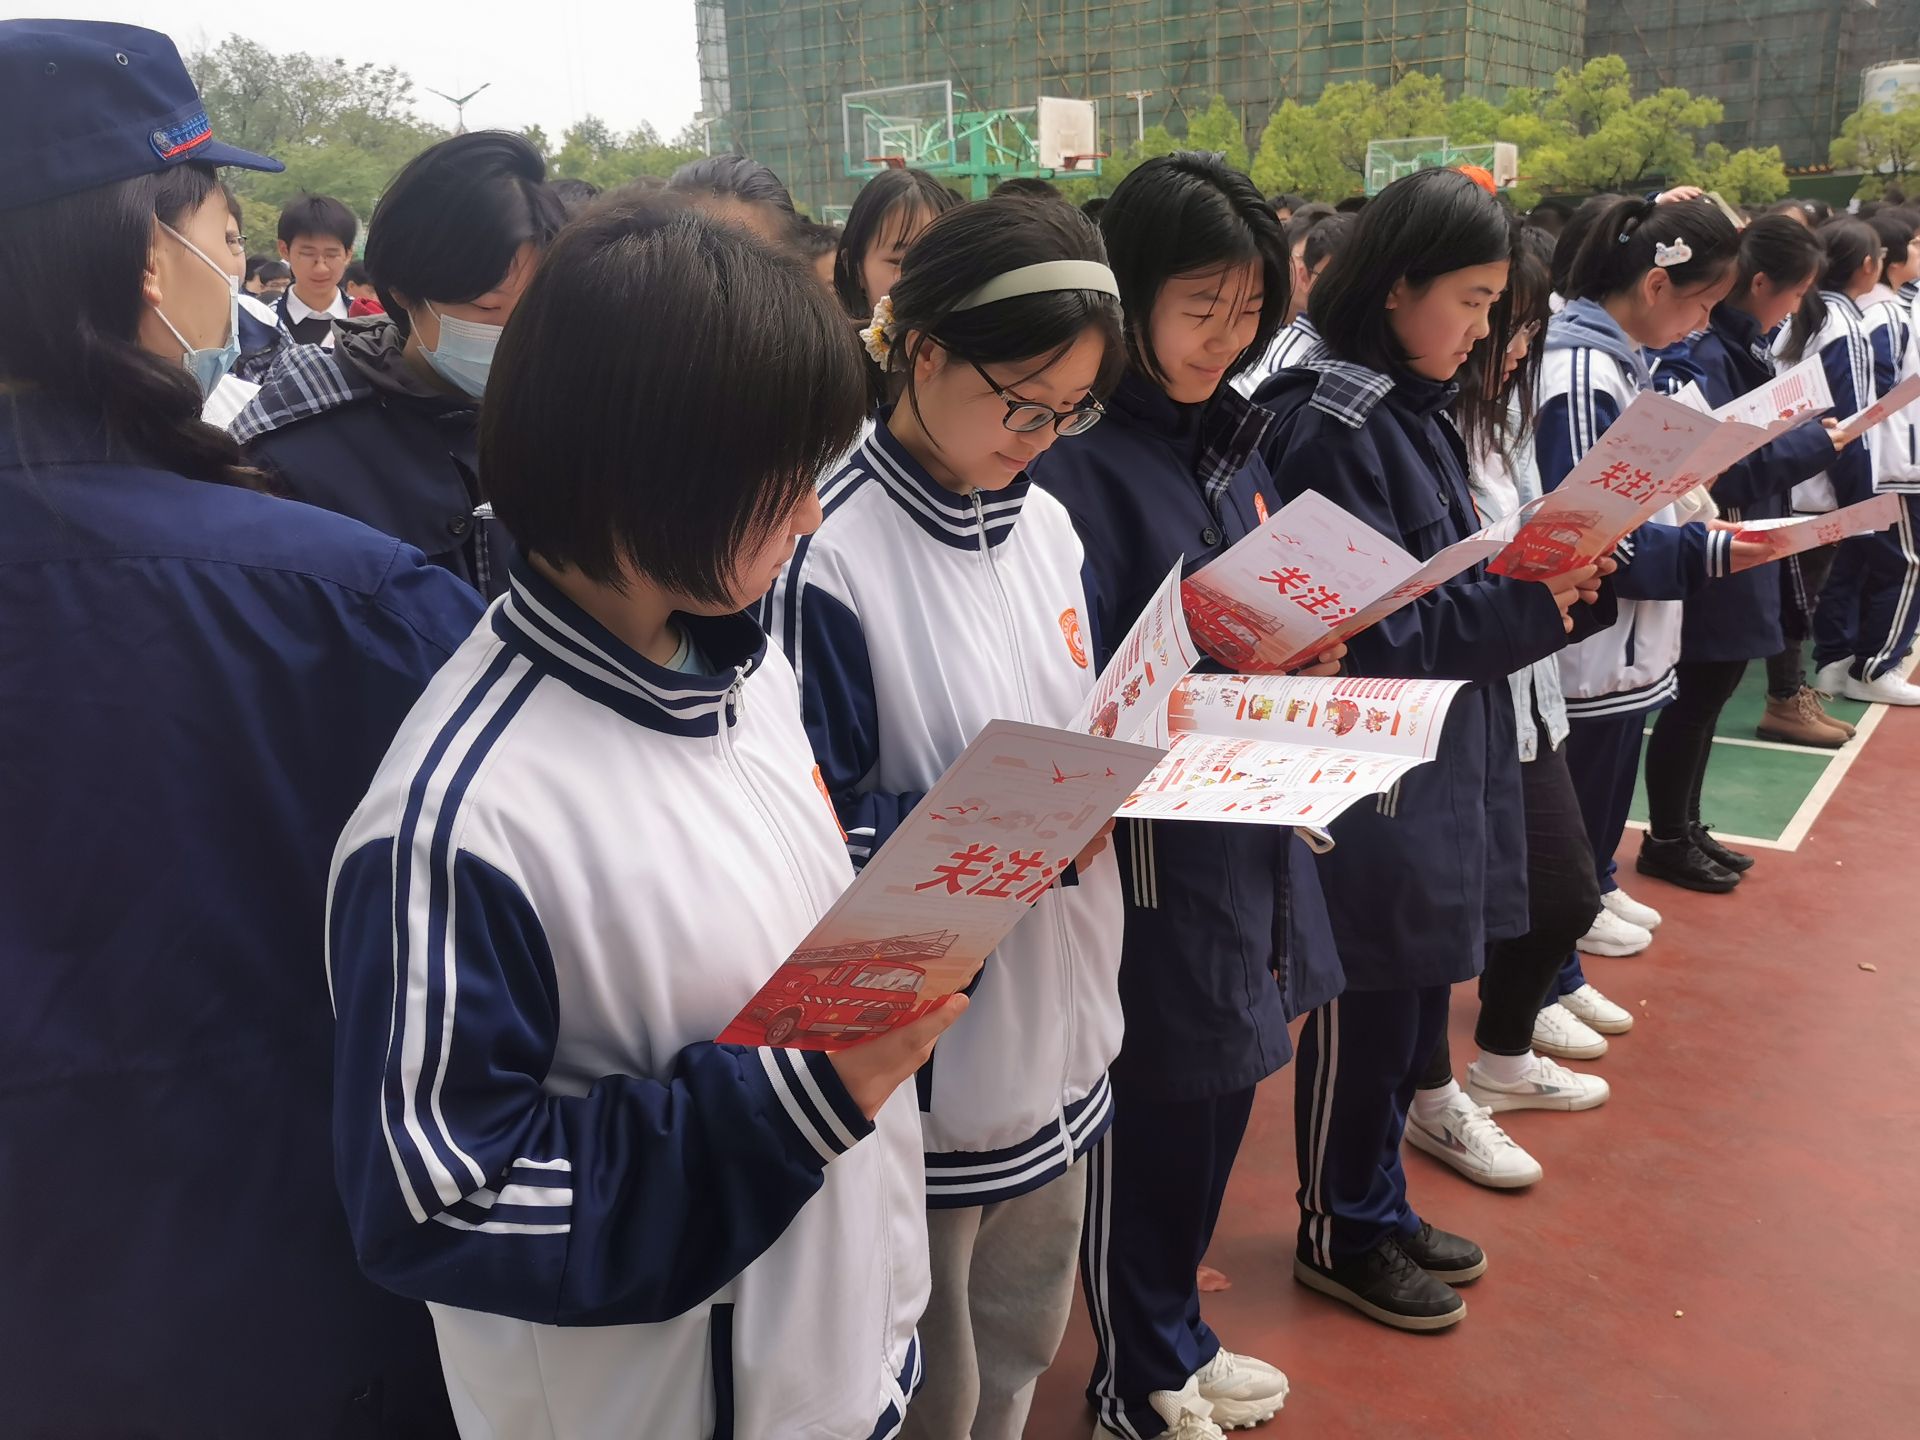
[[968, 358, 1105, 436]]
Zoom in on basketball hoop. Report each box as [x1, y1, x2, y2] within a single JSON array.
[[1059, 152, 1109, 172], [863, 155, 909, 169]]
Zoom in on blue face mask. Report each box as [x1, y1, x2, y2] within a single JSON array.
[[152, 222, 241, 399], [421, 301, 503, 399]]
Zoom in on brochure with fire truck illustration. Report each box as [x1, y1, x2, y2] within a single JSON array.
[[1117, 673, 1469, 827], [1728, 492, 1901, 570], [718, 719, 1163, 1051], [1068, 561, 1197, 746], [1178, 491, 1514, 673], [1488, 362, 1847, 583]]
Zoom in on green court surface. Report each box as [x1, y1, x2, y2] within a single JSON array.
[[1626, 665, 1877, 848]]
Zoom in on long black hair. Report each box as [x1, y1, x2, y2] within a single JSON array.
[[1098, 151, 1291, 388], [1308, 167, 1509, 373], [1563, 194, 1739, 302], [1727, 214, 1823, 307], [0, 161, 256, 490], [1455, 216, 1552, 460], [833, 167, 961, 319], [880, 197, 1125, 433], [1779, 219, 1883, 363], [367, 131, 566, 339]]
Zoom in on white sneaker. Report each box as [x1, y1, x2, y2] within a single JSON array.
[[1837, 666, 1920, 706], [1815, 659, 1854, 698], [1405, 1091, 1543, 1189], [1601, 886, 1662, 932], [1142, 1377, 1227, 1440], [1532, 1001, 1609, 1060], [1194, 1348, 1288, 1430], [1560, 982, 1634, 1035], [1578, 905, 1653, 957], [1469, 1052, 1611, 1112]]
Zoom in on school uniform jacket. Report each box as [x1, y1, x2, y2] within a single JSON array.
[[1031, 372, 1343, 1100], [1862, 285, 1920, 494], [1258, 361, 1580, 989], [327, 560, 929, 1440], [1780, 292, 1877, 512], [1662, 304, 1839, 662], [1, 394, 480, 1436], [761, 420, 1123, 1206], [1231, 314, 1329, 399], [1536, 318, 1731, 717]]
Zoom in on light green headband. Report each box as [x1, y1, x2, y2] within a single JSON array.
[[954, 259, 1120, 311]]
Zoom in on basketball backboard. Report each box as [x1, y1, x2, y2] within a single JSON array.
[[841, 81, 957, 177], [1038, 96, 1100, 171]]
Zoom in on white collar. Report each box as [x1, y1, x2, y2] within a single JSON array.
[[285, 287, 347, 323]]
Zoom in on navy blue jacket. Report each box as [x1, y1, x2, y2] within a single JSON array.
[[235, 321, 506, 597], [0, 395, 480, 1436], [1030, 373, 1343, 1101], [1665, 305, 1839, 662], [1256, 361, 1587, 990]]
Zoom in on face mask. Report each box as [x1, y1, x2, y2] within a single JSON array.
[[152, 222, 241, 399], [421, 301, 502, 399]]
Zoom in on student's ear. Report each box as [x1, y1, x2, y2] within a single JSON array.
[[141, 236, 165, 310], [1385, 277, 1410, 311], [1641, 267, 1670, 308], [276, 238, 291, 262], [909, 332, 946, 384]]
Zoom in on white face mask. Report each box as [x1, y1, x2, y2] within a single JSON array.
[[152, 221, 241, 398], [421, 300, 503, 399]]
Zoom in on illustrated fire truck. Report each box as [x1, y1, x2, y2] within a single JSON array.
[[746, 930, 961, 1045], [1182, 584, 1273, 667], [1500, 511, 1602, 578]]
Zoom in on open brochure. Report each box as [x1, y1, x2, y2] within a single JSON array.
[[1179, 491, 1513, 673], [1837, 372, 1920, 436], [1068, 561, 1197, 747], [1730, 492, 1901, 570], [1490, 360, 1851, 582], [1119, 673, 1468, 828], [718, 719, 1162, 1051]]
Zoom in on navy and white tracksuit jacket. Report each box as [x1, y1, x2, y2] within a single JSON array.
[[1781, 293, 1876, 515], [761, 419, 1123, 1207], [1818, 286, 1920, 676], [1032, 372, 1344, 1098], [1257, 360, 1577, 988], [1536, 302, 1733, 719], [1231, 313, 1329, 398], [2, 394, 480, 1436], [327, 559, 929, 1440]]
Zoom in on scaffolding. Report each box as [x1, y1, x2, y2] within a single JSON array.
[[1585, 0, 1920, 171], [697, 0, 1586, 214]]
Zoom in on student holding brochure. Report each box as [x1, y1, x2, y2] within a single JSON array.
[[325, 195, 963, 1440], [762, 197, 1131, 1440], [1258, 168, 1602, 1333], [1033, 152, 1343, 1440]]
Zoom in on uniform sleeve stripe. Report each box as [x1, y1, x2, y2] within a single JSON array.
[[757, 1048, 844, 1164]]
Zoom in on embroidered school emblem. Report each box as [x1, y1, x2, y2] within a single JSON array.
[[1059, 608, 1089, 669]]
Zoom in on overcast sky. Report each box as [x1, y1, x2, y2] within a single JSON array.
[[62, 2, 705, 141]]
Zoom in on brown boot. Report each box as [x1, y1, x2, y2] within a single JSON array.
[[1805, 684, 1857, 738], [1756, 687, 1851, 747]]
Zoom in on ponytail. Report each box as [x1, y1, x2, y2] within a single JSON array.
[[1566, 194, 1740, 302], [0, 163, 257, 490]]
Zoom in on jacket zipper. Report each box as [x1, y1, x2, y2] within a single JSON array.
[[715, 671, 817, 914], [969, 490, 1078, 1155]]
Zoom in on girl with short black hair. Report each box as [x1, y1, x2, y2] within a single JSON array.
[[329, 193, 962, 1440], [833, 166, 962, 322], [232, 130, 566, 596], [766, 194, 1125, 1440], [1261, 167, 1602, 1333], [1033, 151, 1341, 1439]]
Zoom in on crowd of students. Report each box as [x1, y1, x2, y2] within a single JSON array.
[[5, 20, 1916, 1440]]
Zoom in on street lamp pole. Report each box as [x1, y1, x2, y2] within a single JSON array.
[[1124, 89, 1154, 145]]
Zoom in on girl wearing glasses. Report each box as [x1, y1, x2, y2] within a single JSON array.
[[1030, 152, 1342, 1440], [760, 196, 1126, 1440]]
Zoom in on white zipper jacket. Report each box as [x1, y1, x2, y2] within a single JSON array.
[[762, 420, 1124, 1208], [327, 559, 928, 1439]]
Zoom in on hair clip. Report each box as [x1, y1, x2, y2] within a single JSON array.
[[1653, 239, 1694, 269], [860, 294, 897, 365]]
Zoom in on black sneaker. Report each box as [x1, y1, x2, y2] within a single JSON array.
[[1395, 1221, 1487, 1284], [1293, 1237, 1466, 1331], [1636, 835, 1740, 893], [1691, 822, 1755, 873]]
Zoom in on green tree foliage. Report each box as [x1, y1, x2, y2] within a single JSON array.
[[1831, 94, 1920, 198], [549, 116, 700, 190], [189, 37, 447, 248], [1184, 95, 1250, 174], [1694, 143, 1791, 205]]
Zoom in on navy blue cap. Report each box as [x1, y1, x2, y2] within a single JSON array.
[[0, 20, 284, 212]]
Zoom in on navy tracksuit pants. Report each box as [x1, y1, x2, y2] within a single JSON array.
[[1812, 494, 1920, 682], [1292, 985, 1451, 1267], [1554, 707, 1649, 997], [1081, 1082, 1252, 1439]]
